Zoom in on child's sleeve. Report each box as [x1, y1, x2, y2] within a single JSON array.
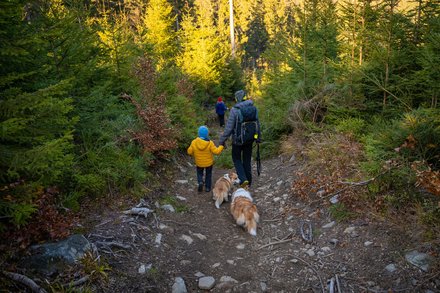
[[187, 141, 194, 156], [210, 142, 224, 155]]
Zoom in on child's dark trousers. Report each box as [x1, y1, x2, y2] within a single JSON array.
[[196, 165, 213, 191]]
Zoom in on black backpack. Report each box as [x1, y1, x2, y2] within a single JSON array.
[[234, 105, 259, 145]]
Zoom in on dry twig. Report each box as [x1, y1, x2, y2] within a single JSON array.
[[96, 241, 131, 250], [2, 271, 47, 293], [258, 233, 293, 250], [287, 256, 325, 293], [63, 275, 90, 287]]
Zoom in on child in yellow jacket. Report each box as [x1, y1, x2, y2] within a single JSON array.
[[187, 126, 224, 192]]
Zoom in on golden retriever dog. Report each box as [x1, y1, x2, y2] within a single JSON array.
[[212, 172, 238, 209], [230, 188, 259, 236]]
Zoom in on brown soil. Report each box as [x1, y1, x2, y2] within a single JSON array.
[[80, 151, 440, 293]]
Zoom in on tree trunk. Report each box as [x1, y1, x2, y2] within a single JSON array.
[[383, 0, 397, 109], [229, 0, 235, 57], [413, 0, 422, 43]]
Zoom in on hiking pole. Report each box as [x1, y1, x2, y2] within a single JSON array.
[[256, 142, 261, 176]]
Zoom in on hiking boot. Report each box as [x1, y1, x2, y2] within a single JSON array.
[[205, 188, 211, 192], [198, 184, 203, 192], [240, 180, 249, 188]]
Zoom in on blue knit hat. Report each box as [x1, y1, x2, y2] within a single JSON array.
[[198, 126, 209, 140], [234, 90, 246, 102]]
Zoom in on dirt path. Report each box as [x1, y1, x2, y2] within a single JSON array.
[[83, 150, 439, 293]]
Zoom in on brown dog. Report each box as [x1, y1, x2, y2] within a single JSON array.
[[230, 188, 259, 236], [212, 172, 238, 209]]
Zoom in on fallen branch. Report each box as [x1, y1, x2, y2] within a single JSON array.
[[96, 219, 112, 228], [258, 234, 293, 250], [63, 275, 90, 287], [123, 207, 152, 218], [2, 271, 47, 293], [88, 233, 114, 240], [129, 221, 151, 231], [335, 274, 342, 293], [309, 170, 390, 205], [96, 241, 131, 250], [294, 256, 325, 293]]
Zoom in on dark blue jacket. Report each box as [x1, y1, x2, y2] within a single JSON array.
[[215, 101, 227, 115], [218, 100, 261, 146]]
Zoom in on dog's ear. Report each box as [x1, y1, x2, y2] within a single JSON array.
[[223, 173, 230, 180]]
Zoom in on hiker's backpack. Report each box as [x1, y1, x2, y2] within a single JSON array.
[[233, 105, 259, 145]]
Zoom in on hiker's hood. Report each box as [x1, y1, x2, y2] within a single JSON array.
[[194, 137, 210, 151], [234, 99, 253, 109]]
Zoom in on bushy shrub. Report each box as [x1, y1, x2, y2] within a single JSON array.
[[361, 109, 440, 208], [122, 57, 178, 157], [364, 109, 440, 169], [0, 81, 76, 227], [335, 117, 366, 140]]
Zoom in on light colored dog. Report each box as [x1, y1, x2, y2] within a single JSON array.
[[230, 188, 260, 236], [212, 172, 238, 208]]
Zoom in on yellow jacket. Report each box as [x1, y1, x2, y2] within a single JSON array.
[[187, 138, 224, 168]]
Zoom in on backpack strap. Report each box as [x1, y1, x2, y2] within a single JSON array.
[[233, 106, 244, 122]]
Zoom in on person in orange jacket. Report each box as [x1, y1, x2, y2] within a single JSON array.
[[187, 126, 224, 192]]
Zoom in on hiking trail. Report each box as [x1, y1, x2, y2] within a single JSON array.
[[80, 136, 438, 292]]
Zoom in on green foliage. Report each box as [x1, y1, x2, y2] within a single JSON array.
[[359, 109, 439, 215], [167, 94, 199, 147], [329, 203, 356, 222], [258, 70, 297, 144], [177, 0, 230, 97], [1, 202, 37, 228], [215, 147, 233, 169], [1, 0, 438, 238], [419, 203, 440, 232], [364, 109, 440, 168], [160, 195, 189, 213], [1, 81, 76, 184], [80, 251, 110, 283], [335, 117, 366, 140], [142, 0, 177, 67]]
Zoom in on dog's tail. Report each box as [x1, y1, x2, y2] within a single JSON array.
[[245, 205, 259, 236]]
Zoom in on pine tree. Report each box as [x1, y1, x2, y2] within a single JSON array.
[[177, 0, 228, 96], [142, 0, 177, 68], [0, 0, 76, 226], [243, 0, 268, 69], [407, 0, 439, 108]]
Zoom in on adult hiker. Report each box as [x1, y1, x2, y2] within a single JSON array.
[[218, 90, 261, 188], [215, 96, 228, 127]]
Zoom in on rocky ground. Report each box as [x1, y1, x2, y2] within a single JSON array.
[[78, 152, 439, 293]]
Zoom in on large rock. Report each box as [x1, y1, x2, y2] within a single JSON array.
[[405, 250, 433, 272], [172, 277, 188, 293], [198, 276, 216, 290], [24, 234, 92, 276]]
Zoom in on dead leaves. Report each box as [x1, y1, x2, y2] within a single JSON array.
[[121, 57, 177, 157], [412, 161, 440, 196], [1, 185, 75, 252], [291, 133, 366, 208]]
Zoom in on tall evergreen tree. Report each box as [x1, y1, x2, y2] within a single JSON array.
[[177, 0, 228, 96], [142, 0, 177, 68], [0, 0, 77, 226], [243, 0, 268, 69]]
